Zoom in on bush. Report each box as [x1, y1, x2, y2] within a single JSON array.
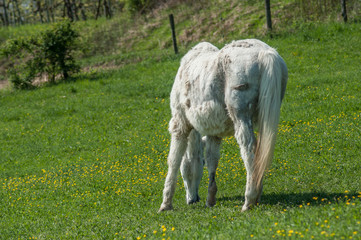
[[125, 0, 157, 14], [1, 20, 80, 89]]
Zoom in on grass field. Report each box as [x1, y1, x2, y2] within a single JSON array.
[[1, 21, 361, 239]]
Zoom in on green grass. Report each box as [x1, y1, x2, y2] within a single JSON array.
[[1, 22, 361, 239]]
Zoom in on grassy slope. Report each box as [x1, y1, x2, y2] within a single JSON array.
[[0, 0, 360, 74], [1, 1, 361, 239]]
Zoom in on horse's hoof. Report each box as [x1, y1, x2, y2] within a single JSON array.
[[158, 204, 173, 213], [241, 205, 249, 212], [187, 195, 200, 205], [205, 199, 216, 208], [205, 195, 217, 208], [241, 203, 256, 212]]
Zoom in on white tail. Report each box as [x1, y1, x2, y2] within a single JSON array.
[[253, 48, 283, 187]]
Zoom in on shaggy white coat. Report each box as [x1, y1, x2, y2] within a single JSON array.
[[159, 39, 288, 212]]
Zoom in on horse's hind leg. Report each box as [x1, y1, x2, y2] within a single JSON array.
[[158, 118, 190, 212], [234, 119, 261, 211], [180, 130, 204, 204], [204, 136, 222, 207]]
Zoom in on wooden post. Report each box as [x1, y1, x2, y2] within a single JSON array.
[[341, 0, 347, 23], [169, 14, 178, 54], [265, 0, 272, 32]]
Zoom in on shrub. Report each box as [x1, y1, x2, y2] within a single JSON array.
[[125, 0, 157, 14], [1, 20, 80, 89]]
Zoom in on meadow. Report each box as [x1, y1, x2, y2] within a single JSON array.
[[1, 21, 361, 239]]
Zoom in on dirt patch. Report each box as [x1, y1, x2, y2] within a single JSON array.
[[0, 62, 125, 90], [0, 80, 9, 89]]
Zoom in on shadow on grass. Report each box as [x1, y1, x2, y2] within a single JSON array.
[[68, 69, 114, 82], [218, 191, 361, 208]]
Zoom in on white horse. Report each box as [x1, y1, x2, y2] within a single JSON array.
[[159, 39, 288, 212]]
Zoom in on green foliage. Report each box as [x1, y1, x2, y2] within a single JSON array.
[[1, 37, 39, 89], [40, 20, 80, 80], [1, 20, 80, 89], [124, 0, 157, 14]]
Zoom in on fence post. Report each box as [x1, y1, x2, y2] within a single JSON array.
[[265, 0, 272, 32], [169, 14, 178, 54], [341, 0, 347, 23]]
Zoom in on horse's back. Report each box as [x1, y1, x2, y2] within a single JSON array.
[[170, 42, 233, 136], [171, 42, 221, 106], [179, 42, 218, 66]]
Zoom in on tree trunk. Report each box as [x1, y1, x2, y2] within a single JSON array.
[[340, 0, 347, 23], [45, 0, 51, 22], [13, 0, 23, 24], [50, 0, 55, 22], [36, 0, 44, 23], [62, 2, 66, 18], [95, 0, 101, 19], [0, 14, 4, 26], [78, 0, 87, 20], [104, 0, 112, 19], [64, 0, 73, 21], [2, 0, 9, 26], [265, 0, 272, 31], [10, 0, 15, 24], [71, 0, 79, 21]]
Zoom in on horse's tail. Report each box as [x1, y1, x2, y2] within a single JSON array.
[[253, 48, 284, 188]]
